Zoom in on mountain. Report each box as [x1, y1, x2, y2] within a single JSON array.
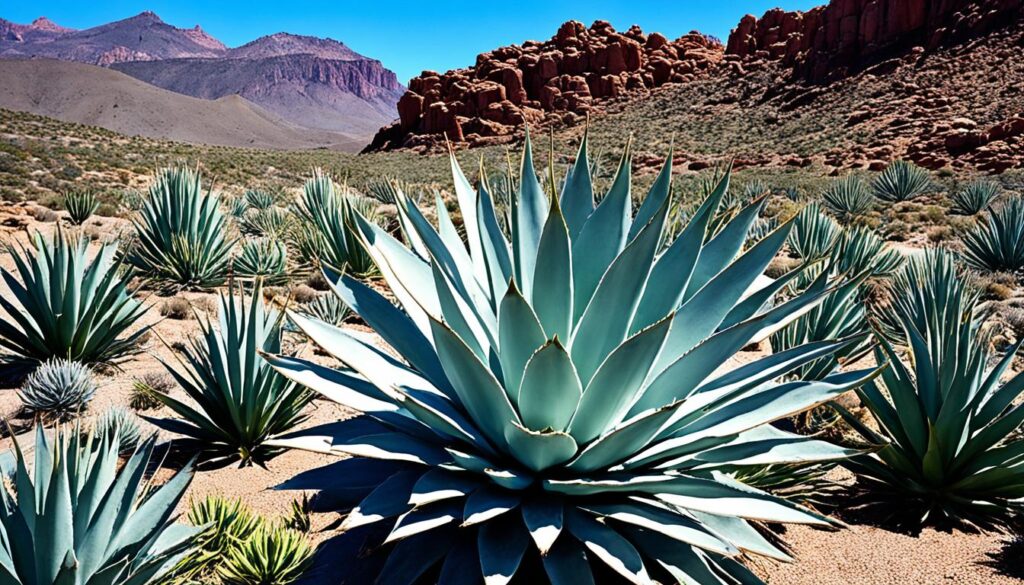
[[363, 0, 1024, 174], [0, 59, 363, 151], [111, 35, 403, 137], [0, 12, 402, 144]]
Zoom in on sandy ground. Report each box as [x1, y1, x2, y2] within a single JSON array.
[[0, 201, 1020, 584]]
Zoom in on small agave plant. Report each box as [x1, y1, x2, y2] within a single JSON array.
[[0, 229, 150, 372], [872, 160, 930, 203], [0, 425, 198, 584], [234, 238, 290, 285], [148, 280, 310, 468], [268, 133, 878, 583], [292, 170, 378, 277], [821, 175, 873, 222], [63, 190, 100, 225], [961, 196, 1024, 273], [19, 358, 97, 420], [788, 203, 841, 263], [840, 249, 1024, 528], [127, 166, 235, 291]]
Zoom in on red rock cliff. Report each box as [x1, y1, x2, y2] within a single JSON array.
[[365, 20, 723, 152], [726, 0, 1023, 81]]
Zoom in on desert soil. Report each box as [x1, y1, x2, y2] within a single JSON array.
[[0, 201, 1018, 584]]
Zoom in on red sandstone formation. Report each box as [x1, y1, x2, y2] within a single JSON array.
[[726, 0, 1023, 81], [365, 20, 724, 152]]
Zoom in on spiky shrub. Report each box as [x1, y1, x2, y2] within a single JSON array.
[[828, 225, 904, 279], [240, 207, 293, 240], [285, 495, 312, 533], [129, 372, 173, 411], [120, 188, 146, 213], [298, 292, 350, 326], [174, 496, 263, 582], [226, 196, 250, 218], [961, 196, 1024, 273], [872, 160, 930, 203], [293, 170, 377, 277], [148, 281, 310, 468], [234, 238, 289, 285], [730, 463, 840, 508], [951, 180, 1000, 216], [841, 249, 1024, 528], [0, 229, 149, 371], [219, 524, 313, 585], [822, 175, 873, 221], [95, 406, 143, 453], [267, 134, 877, 583], [63, 190, 99, 225], [0, 425, 198, 584], [245, 189, 278, 210], [19, 358, 96, 420], [127, 166, 234, 291], [788, 203, 841, 262]]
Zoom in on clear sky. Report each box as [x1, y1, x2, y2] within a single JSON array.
[[5, 1, 821, 83]]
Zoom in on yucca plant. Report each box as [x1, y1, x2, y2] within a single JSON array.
[[245, 188, 278, 210], [267, 133, 878, 583], [234, 238, 289, 285], [0, 425, 198, 584], [19, 357, 97, 420], [829, 225, 904, 280], [840, 249, 1024, 529], [63, 190, 99, 225], [293, 170, 378, 277], [872, 160, 930, 203], [822, 175, 873, 221], [219, 524, 313, 585], [961, 196, 1024, 273], [788, 203, 841, 263], [147, 281, 310, 468], [0, 229, 150, 372], [126, 166, 235, 291]]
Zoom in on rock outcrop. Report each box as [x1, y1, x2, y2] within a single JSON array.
[[365, 20, 723, 152], [726, 0, 1024, 82]]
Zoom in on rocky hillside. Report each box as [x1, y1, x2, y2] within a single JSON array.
[[365, 20, 722, 151], [366, 0, 1024, 175], [0, 12, 402, 142]]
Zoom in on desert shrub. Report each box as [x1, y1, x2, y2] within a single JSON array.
[[234, 238, 289, 285], [129, 371, 174, 410], [822, 174, 873, 221], [63, 190, 99, 225]]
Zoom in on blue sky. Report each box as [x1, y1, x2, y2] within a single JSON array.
[[6, 1, 820, 83]]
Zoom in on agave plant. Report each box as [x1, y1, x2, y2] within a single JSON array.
[[872, 160, 930, 203], [234, 238, 289, 285], [829, 225, 904, 279], [961, 196, 1024, 273], [226, 196, 250, 218], [267, 133, 878, 583], [19, 358, 97, 420], [245, 188, 278, 210], [0, 425, 198, 584], [298, 292, 351, 326], [240, 207, 293, 240], [0, 229, 149, 371], [822, 175, 873, 221], [147, 281, 310, 468], [126, 166, 235, 291], [63, 190, 99, 225], [219, 524, 313, 585], [293, 170, 377, 277], [174, 495, 263, 582], [788, 203, 841, 263], [951, 179, 1000, 216], [840, 249, 1024, 528], [95, 406, 144, 453]]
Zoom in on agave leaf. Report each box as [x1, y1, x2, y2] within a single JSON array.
[[479, 513, 530, 585], [497, 282, 547, 400], [583, 499, 738, 557], [438, 536, 481, 585], [504, 424, 578, 472], [518, 339, 582, 432], [385, 501, 462, 544], [559, 130, 595, 238], [343, 469, 421, 530], [532, 199, 574, 340], [566, 509, 650, 585], [462, 486, 521, 527], [521, 499, 563, 556], [542, 537, 595, 585]]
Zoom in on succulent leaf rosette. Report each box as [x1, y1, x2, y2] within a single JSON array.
[[268, 133, 879, 584]]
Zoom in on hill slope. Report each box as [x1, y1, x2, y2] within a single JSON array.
[[0, 12, 402, 142], [0, 59, 363, 151]]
